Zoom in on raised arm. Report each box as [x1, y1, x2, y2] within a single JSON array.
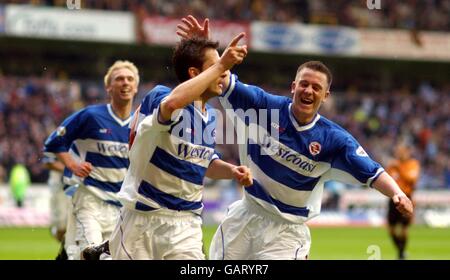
[[176, 15, 210, 40], [159, 32, 248, 122]]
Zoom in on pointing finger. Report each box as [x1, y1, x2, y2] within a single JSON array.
[[228, 32, 245, 48]]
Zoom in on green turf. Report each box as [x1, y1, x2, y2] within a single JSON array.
[[0, 227, 60, 260], [307, 226, 450, 260], [1, 226, 449, 260], [202, 225, 450, 260]]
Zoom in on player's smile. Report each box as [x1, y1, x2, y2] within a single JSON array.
[[296, 95, 316, 115], [108, 68, 138, 103], [300, 96, 314, 106], [291, 68, 330, 124], [120, 87, 132, 94]]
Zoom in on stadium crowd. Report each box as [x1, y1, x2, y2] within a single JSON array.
[[0, 74, 448, 189], [319, 82, 450, 191], [8, 0, 450, 31]]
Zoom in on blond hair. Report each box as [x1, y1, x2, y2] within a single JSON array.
[[104, 60, 140, 87]]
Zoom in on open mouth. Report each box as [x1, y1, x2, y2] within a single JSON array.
[[300, 97, 314, 105]]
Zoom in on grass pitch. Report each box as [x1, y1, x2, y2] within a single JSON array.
[[0, 225, 449, 260]]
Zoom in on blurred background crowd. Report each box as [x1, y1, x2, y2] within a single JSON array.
[[1, 74, 448, 189], [0, 0, 449, 262], [8, 0, 450, 31], [0, 0, 449, 190]]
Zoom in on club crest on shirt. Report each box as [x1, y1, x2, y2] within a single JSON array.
[[309, 141, 321, 156], [56, 126, 66, 136]]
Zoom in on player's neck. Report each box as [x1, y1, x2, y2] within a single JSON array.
[[193, 99, 207, 114], [110, 101, 132, 120], [292, 107, 315, 126]]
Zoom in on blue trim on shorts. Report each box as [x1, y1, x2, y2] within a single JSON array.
[[220, 225, 225, 260], [135, 201, 157, 211], [105, 200, 122, 207], [119, 212, 133, 260]]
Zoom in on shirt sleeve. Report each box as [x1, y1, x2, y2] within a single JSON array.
[[328, 134, 384, 187], [136, 86, 183, 134], [220, 74, 288, 112], [44, 109, 87, 154], [209, 151, 222, 165]]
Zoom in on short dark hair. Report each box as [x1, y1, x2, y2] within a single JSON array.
[[172, 37, 220, 82], [296, 61, 333, 89]]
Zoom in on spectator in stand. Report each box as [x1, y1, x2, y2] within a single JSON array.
[[0, 76, 448, 189], [13, 0, 449, 31]]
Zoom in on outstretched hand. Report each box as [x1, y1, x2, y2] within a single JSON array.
[[233, 165, 253, 187], [176, 15, 210, 40], [220, 32, 248, 70], [392, 194, 413, 219]]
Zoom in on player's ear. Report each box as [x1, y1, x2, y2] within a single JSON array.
[[105, 85, 112, 95], [188, 67, 200, 79], [323, 90, 331, 102], [290, 81, 296, 94]]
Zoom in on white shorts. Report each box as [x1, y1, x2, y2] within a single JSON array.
[[110, 207, 204, 260], [49, 184, 70, 234], [209, 197, 311, 260], [72, 186, 120, 252], [64, 202, 79, 260]]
